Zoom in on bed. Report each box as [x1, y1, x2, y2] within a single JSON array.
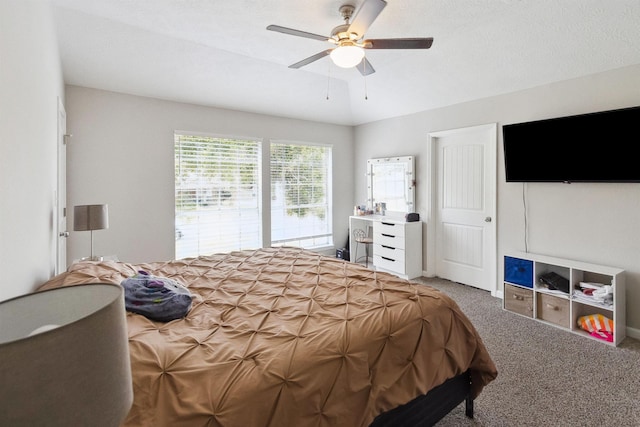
[[38, 246, 497, 427]]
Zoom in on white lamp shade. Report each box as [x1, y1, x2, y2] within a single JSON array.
[[330, 45, 365, 68], [0, 284, 133, 426], [74, 204, 109, 231]]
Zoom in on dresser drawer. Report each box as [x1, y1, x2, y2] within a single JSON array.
[[537, 293, 570, 328], [504, 284, 533, 318], [374, 221, 406, 238], [375, 233, 405, 248], [374, 253, 406, 275]]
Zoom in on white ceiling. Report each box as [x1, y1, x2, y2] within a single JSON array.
[[51, 0, 640, 126]]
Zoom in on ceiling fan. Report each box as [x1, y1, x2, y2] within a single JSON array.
[[267, 0, 433, 76]]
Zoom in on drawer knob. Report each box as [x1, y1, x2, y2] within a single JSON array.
[[546, 303, 558, 310], [513, 295, 524, 301]]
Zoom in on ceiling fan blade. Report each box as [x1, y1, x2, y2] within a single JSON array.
[[289, 49, 333, 69], [357, 57, 375, 76], [348, 0, 387, 38], [267, 25, 330, 42], [363, 38, 434, 49]]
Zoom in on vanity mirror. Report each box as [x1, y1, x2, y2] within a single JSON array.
[[367, 156, 415, 215]]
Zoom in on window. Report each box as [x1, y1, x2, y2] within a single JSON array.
[[270, 142, 333, 248], [175, 133, 261, 259], [175, 134, 333, 259]]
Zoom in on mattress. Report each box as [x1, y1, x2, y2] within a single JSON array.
[[39, 246, 497, 426]]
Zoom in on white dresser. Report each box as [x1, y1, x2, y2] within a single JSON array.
[[349, 215, 423, 279]]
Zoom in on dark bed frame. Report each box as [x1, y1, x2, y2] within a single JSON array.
[[370, 370, 473, 427]]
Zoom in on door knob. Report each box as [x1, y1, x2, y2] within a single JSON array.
[[59, 231, 70, 237], [484, 217, 492, 223]]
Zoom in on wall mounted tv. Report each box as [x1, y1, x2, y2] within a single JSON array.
[[503, 105, 640, 183]]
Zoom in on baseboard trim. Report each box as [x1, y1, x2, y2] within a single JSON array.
[[626, 326, 640, 341]]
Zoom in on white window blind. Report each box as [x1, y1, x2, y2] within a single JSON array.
[[175, 133, 261, 259], [270, 142, 333, 249]]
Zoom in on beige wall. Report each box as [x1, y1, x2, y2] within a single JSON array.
[[0, 0, 64, 300], [64, 86, 354, 264], [353, 64, 640, 337]]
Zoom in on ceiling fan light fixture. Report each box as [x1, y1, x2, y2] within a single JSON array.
[[267, 0, 432, 76], [330, 45, 365, 68]]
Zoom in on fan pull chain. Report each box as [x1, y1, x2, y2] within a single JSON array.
[[326, 62, 331, 100], [363, 61, 368, 100]]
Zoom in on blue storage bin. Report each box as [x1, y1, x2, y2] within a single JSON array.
[[504, 256, 534, 288]]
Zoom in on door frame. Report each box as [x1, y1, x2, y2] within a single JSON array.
[[56, 97, 67, 275], [426, 123, 499, 297]]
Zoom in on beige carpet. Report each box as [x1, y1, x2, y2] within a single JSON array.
[[411, 277, 640, 427]]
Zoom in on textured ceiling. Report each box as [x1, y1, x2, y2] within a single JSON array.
[[51, 0, 640, 126]]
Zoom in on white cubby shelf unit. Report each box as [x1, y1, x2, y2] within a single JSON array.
[[503, 252, 625, 346]]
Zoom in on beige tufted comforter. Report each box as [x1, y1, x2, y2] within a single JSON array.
[[39, 246, 497, 427]]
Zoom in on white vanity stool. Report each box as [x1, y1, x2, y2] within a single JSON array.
[[353, 227, 374, 267]]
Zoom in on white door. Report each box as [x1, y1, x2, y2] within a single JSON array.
[[56, 98, 68, 274], [429, 123, 497, 294]]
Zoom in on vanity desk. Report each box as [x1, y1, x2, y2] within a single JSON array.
[[350, 155, 422, 279], [349, 215, 422, 280]]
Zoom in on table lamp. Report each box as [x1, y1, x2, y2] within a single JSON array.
[[0, 283, 133, 426], [74, 204, 109, 260]]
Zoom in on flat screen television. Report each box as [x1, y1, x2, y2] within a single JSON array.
[[502, 105, 640, 183]]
